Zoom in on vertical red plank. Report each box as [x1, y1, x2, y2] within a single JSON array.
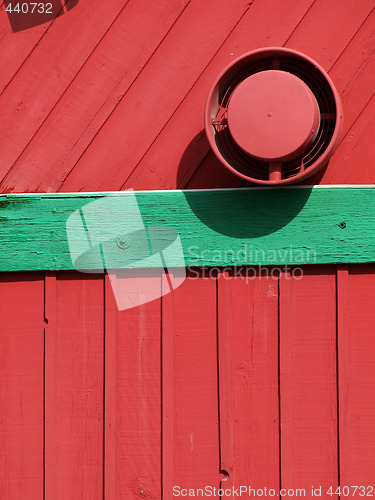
[[44, 272, 57, 500], [280, 268, 338, 497], [217, 270, 280, 495], [46, 272, 104, 499], [104, 271, 162, 499], [0, 273, 44, 499], [337, 265, 350, 493], [162, 273, 175, 499], [217, 271, 234, 494], [104, 274, 116, 500], [338, 265, 375, 491], [162, 271, 220, 496]]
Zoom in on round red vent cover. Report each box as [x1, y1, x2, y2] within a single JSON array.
[[205, 47, 343, 184]]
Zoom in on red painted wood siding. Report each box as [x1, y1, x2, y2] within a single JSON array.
[[0, 1, 374, 498], [0, 0, 373, 192], [1, 268, 375, 498]]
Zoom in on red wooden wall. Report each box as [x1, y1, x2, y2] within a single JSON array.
[[0, 0, 374, 498], [2, 268, 375, 498], [0, 0, 373, 191]]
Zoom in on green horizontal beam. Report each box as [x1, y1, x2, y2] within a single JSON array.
[[0, 187, 374, 272]]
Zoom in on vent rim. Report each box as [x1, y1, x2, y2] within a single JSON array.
[[205, 47, 344, 185]]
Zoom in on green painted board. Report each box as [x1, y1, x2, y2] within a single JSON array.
[[0, 187, 374, 272]]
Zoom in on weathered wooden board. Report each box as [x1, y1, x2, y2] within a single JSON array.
[[186, 150, 243, 190], [218, 271, 279, 492], [0, 0, 373, 499], [324, 95, 375, 184], [0, 1, 372, 194], [162, 271, 220, 493], [0, 10, 53, 94], [302, 9, 375, 186], [123, 0, 316, 190], [58, 0, 251, 193], [1, 187, 375, 271], [128, 0, 374, 191], [285, 0, 374, 70], [45, 273, 104, 499], [0, 0, 126, 184], [0, 0, 189, 193], [280, 268, 338, 498], [2, 266, 375, 498], [104, 272, 162, 499], [0, 273, 44, 499], [338, 265, 375, 492]]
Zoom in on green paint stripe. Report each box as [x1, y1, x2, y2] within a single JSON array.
[[0, 188, 374, 272]]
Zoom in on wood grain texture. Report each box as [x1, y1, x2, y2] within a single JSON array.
[[285, 0, 374, 70], [104, 274, 116, 500], [50, 273, 104, 499], [1, 188, 375, 271], [0, 0, 372, 192], [122, 0, 316, 190], [128, 0, 374, 190], [218, 271, 279, 493], [44, 272, 57, 500], [2, 265, 375, 496], [185, 150, 243, 190], [336, 265, 350, 492], [0, 9, 53, 94], [0, 0, 189, 193], [321, 95, 375, 184], [338, 265, 375, 490], [279, 268, 338, 497], [59, 0, 251, 193], [0, 0, 374, 497], [328, 8, 375, 139], [104, 272, 162, 499], [0, 0, 126, 184], [0, 273, 44, 499], [162, 273, 174, 499], [301, 8, 375, 185], [162, 271, 220, 493]]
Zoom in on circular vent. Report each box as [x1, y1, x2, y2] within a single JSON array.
[[205, 47, 343, 184]]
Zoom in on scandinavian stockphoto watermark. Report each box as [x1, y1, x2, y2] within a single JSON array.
[[66, 193, 316, 310], [186, 243, 317, 282], [66, 192, 186, 311], [187, 244, 317, 266]]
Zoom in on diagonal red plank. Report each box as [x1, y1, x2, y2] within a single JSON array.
[[0, 0, 127, 186], [57, 0, 252, 192], [0, 0, 190, 193]]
